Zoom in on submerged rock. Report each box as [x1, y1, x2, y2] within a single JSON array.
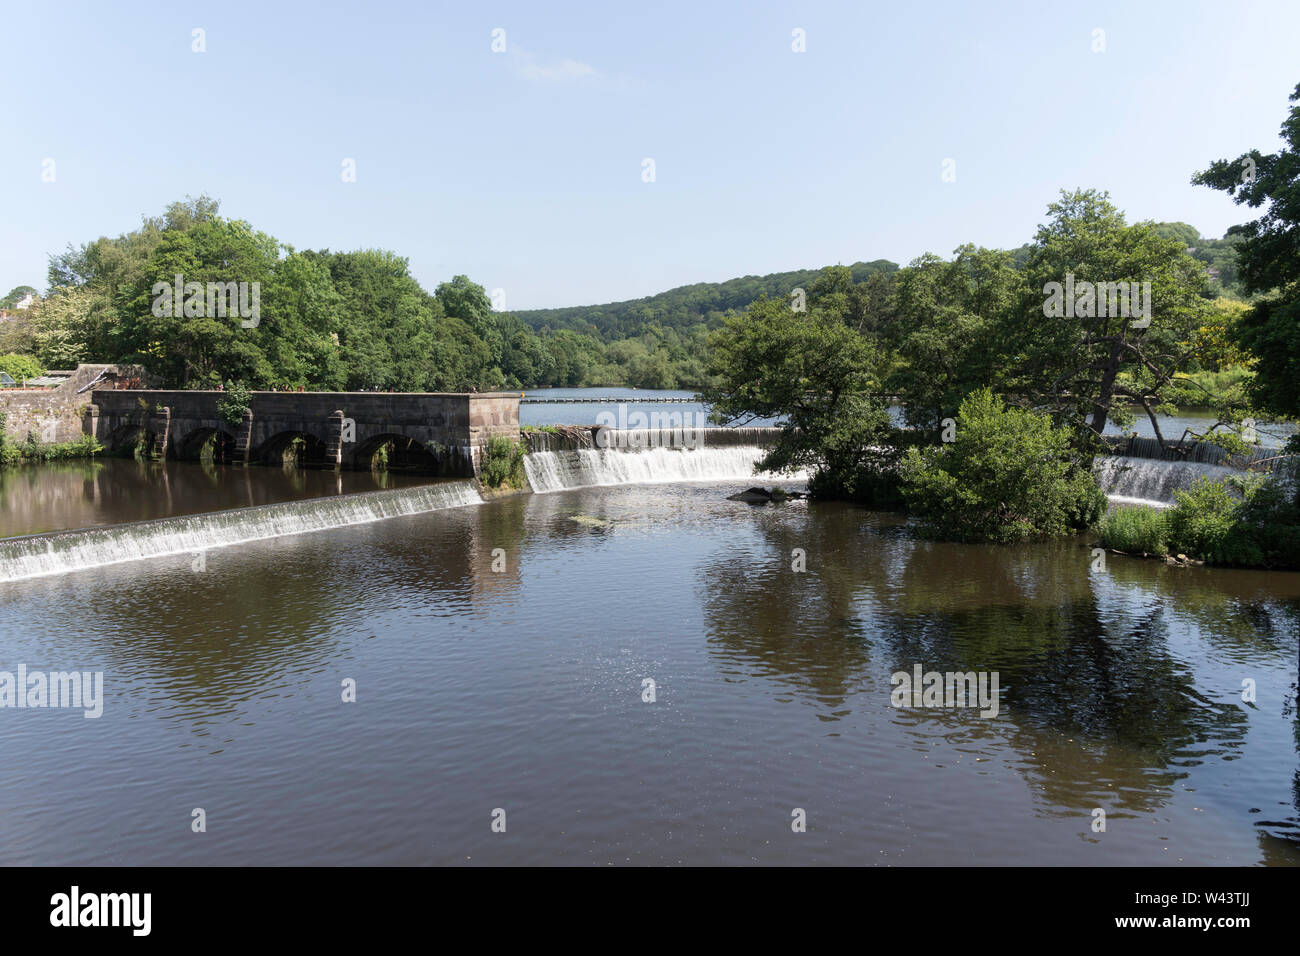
[[569, 514, 613, 528], [726, 486, 805, 503], [727, 487, 774, 503]]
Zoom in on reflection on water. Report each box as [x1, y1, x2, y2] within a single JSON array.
[[0, 479, 1296, 865], [0, 458, 425, 538]]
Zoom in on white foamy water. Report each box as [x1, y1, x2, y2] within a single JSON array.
[[0, 481, 483, 582], [523, 445, 806, 493], [1094, 456, 1242, 508]]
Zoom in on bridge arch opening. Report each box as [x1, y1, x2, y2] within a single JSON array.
[[105, 423, 156, 458], [350, 433, 443, 473], [258, 431, 331, 469], [176, 427, 237, 464]]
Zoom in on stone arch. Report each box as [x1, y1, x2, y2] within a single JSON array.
[[350, 433, 443, 472], [105, 422, 155, 457], [176, 426, 238, 464], [257, 430, 332, 468]]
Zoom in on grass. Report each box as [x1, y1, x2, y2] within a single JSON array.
[[481, 435, 526, 489], [1163, 367, 1253, 408], [1098, 505, 1170, 556]]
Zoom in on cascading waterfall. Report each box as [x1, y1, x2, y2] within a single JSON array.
[[524, 446, 805, 493], [522, 427, 803, 493], [0, 480, 483, 582], [1094, 437, 1296, 507], [1094, 457, 1248, 508]]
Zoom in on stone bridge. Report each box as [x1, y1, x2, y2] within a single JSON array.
[[89, 390, 520, 475]]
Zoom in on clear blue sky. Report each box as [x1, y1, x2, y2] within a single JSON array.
[[2, 0, 1297, 309]]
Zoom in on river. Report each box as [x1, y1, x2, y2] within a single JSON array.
[[0, 389, 1296, 865]]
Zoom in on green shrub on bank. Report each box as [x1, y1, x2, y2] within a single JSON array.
[[1098, 506, 1170, 556], [16, 434, 104, 464], [1099, 475, 1300, 568], [899, 388, 1106, 543], [1162, 366, 1254, 409], [0, 411, 103, 467], [481, 435, 526, 489], [1166, 477, 1258, 565]]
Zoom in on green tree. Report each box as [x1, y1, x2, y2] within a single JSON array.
[[0, 353, 42, 382], [887, 245, 1022, 430], [703, 293, 897, 502], [0, 286, 38, 309], [117, 216, 279, 387], [899, 388, 1106, 543], [1005, 189, 1212, 443], [1194, 81, 1300, 421]]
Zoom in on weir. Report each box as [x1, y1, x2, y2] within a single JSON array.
[[521, 426, 801, 493], [0, 481, 483, 582], [10, 420, 1294, 580], [1099, 434, 1289, 467], [1096, 436, 1297, 508], [1093, 457, 1244, 508]]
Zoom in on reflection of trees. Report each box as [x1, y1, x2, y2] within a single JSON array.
[[1104, 557, 1300, 656], [698, 506, 887, 712], [16, 480, 499, 720], [0, 460, 104, 537], [0, 458, 426, 537], [699, 501, 1277, 820]]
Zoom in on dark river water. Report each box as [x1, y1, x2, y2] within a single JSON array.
[[1, 471, 1298, 864], [0, 390, 1297, 865], [0, 458, 427, 539]]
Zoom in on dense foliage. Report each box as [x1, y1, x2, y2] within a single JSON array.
[[702, 286, 900, 504], [899, 389, 1105, 543], [705, 185, 1261, 544], [0, 198, 755, 391], [1, 190, 1258, 405], [1195, 81, 1300, 428], [0, 353, 42, 382], [480, 436, 526, 489], [1100, 476, 1300, 569], [514, 260, 898, 339]]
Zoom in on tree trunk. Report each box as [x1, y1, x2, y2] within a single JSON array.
[[1088, 338, 1126, 436]]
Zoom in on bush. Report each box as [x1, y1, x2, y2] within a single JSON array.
[[1166, 476, 1256, 564], [481, 435, 525, 489], [1098, 506, 1169, 556], [1158, 474, 1300, 568], [0, 411, 15, 465], [1234, 476, 1300, 567], [0, 353, 42, 383], [216, 380, 252, 429], [899, 388, 1106, 543]]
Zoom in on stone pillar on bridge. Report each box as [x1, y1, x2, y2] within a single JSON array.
[[325, 410, 346, 468], [148, 407, 171, 460], [233, 409, 254, 464]]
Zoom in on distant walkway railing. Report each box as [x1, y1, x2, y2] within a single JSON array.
[[520, 396, 700, 404], [1101, 434, 1295, 471]]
